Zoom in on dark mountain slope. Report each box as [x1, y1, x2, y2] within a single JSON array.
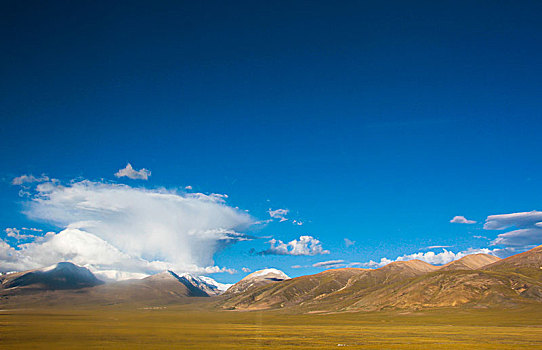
[[0, 262, 103, 292]]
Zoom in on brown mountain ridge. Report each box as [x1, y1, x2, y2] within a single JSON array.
[[219, 249, 542, 312]]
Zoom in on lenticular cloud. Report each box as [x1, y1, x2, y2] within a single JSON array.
[[7, 180, 255, 279]]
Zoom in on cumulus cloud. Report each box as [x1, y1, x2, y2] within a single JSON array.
[[241, 267, 251, 273], [0, 180, 255, 278], [12, 174, 49, 185], [185, 185, 193, 190], [312, 260, 344, 268], [484, 211, 542, 248], [268, 208, 289, 222], [256, 235, 329, 256], [0, 239, 19, 271], [358, 248, 496, 268], [450, 216, 476, 224], [114, 163, 151, 180]]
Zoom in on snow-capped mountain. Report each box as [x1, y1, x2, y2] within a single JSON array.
[[190, 275, 233, 294], [141, 270, 232, 296], [225, 268, 290, 295], [176, 273, 232, 296]]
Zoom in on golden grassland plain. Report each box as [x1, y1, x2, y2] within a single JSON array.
[[1, 304, 542, 349]]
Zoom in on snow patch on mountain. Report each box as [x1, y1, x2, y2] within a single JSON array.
[[248, 268, 290, 280]]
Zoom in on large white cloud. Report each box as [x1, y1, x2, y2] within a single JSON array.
[[0, 180, 255, 279], [484, 211, 542, 248]]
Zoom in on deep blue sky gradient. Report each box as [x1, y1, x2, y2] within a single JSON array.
[[1, 1, 541, 281]]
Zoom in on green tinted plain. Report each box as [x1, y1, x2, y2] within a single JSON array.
[[1, 305, 541, 349]]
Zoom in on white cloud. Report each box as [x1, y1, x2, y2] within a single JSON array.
[[268, 208, 289, 222], [344, 238, 355, 247], [484, 211, 542, 230], [450, 216, 476, 224], [241, 267, 251, 273], [3, 228, 35, 241], [358, 248, 496, 268], [0, 239, 19, 269], [18, 190, 31, 197], [12, 174, 49, 185], [21, 227, 42, 232], [426, 245, 453, 249], [0, 180, 255, 278], [492, 228, 542, 247], [312, 260, 344, 268], [258, 235, 329, 256], [484, 211, 542, 248], [292, 220, 303, 226], [114, 163, 151, 180], [185, 185, 193, 190]]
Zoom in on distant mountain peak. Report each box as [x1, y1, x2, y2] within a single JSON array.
[[142, 271, 231, 296], [439, 253, 500, 271], [244, 268, 290, 280], [380, 259, 438, 273], [225, 268, 290, 295], [1, 261, 103, 291]]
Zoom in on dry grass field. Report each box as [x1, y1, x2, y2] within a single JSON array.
[[1, 304, 542, 349]]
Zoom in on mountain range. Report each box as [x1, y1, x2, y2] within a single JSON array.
[[1, 245, 542, 312]]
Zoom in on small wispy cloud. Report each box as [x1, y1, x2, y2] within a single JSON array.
[[268, 208, 289, 222], [312, 260, 344, 268], [114, 163, 151, 180], [3, 228, 35, 241], [426, 245, 452, 249], [450, 216, 476, 224], [344, 238, 355, 247], [11, 174, 49, 185]]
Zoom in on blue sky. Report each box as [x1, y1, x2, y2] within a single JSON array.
[[1, 1, 542, 283]]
